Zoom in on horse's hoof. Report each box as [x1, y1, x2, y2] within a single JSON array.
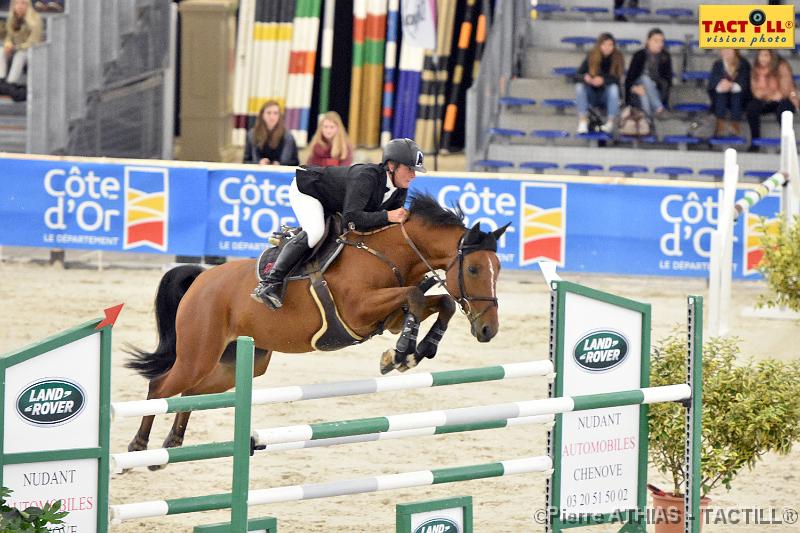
[[380, 349, 397, 375]]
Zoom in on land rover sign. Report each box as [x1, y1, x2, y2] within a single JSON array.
[[16, 378, 86, 427], [413, 518, 458, 533], [573, 330, 629, 372]]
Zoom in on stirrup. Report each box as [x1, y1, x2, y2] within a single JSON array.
[[251, 282, 283, 309]]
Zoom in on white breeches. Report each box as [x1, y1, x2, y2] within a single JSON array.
[[0, 50, 28, 84], [289, 178, 325, 247]]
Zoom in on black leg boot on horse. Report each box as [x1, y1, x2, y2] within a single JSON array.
[[252, 231, 310, 309]]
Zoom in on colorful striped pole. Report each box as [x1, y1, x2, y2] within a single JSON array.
[[251, 384, 691, 447], [111, 360, 554, 418], [733, 171, 787, 220], [285, 0, 321, 147], [380, 0, 399, 146], [110, 456, 552, 522], [317, 0, 335, 114], [232, 0, 256, 146], [110, 415, 553, 472], [348, 0, 367, 144], [440, 0, 477, 151]]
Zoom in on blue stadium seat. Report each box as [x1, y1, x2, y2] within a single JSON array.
[[498, 97, 536, 108], [609, 165, 648, 177], [655, 166, 694, 179], [673, 103, 710, 115], [532, 129, 570, 140], [752, 137, 781, 148], [542, 99, 576, 113], [571, 7, 608, 15], [708, 136, 747, 147], [682, 71, 710, 83], [488, 128, 526, 142], [617, 135, 657, 144], [663, 135, 702, 148], [533, 3, 566, 15], [616, 39, 642, 49], [474, 159, 514, 171], [565, 163, 604, 175], [552, 66, 578, 79], [614, 7, 650, 18], [699, 168, 724, 180], [561, 36, 595, 48], [794, 74, 800, 83], [520, 161, 559, 173], [656, 8, 693, 19], [664, 39, 687, 49], [577, 132, 612, 145], [744, 170, 777, 180]]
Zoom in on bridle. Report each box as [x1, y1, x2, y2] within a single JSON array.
[[400, 223, 498, 325]]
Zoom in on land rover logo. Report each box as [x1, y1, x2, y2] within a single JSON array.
[[414, 518, 458, 533], [16, 379, 86, 427], [573, 330, 629, 372]]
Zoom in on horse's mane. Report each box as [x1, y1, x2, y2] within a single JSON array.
[[408, 193, 465, 228]]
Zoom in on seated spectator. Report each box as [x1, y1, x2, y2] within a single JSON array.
[[708, 49, 750, 137], [244, 100, 300, 166], [625, 28, 672, 120], [0, 0, 42, 85], [306, 111, 353, 167], [747, 49, 798, 150], [575, 32, 624, 134]]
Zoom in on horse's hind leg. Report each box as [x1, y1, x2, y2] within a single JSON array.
[[149, 347, 272, 471], [128, 375, 170, 454]]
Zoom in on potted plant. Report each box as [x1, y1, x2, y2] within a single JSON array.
[[1, 487, 69, 532], [647, 333, 800, 532], [758, 215, 800, 312]]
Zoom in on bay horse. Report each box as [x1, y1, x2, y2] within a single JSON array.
[[126, 194, 509, 463]]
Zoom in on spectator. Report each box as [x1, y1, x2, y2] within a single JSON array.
[[575, 32, 624, 134], [243, 100, 300, 166], [625, 28, 673, 120], [306, 111, 353, 167], [708, 49, 750, 137], [747, 49, 798, 151], [1, 0, 42, 85]]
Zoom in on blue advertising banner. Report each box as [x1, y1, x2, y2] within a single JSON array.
[[0, 156, 782, 279], [0, 159, 207, 255]]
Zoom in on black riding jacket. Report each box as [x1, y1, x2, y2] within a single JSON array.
[[295, 163, 407, 231]]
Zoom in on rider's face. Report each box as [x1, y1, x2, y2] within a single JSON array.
[[391, 163, 416, 188]]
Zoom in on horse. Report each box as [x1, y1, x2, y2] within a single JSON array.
[[126, 193, 509, 464]]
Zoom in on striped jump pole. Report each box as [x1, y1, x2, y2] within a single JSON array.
[[110, 415, 554, 472], [111, 360, 554, 419], [110, 456, 552, 523], [251, 384, 691, 447], [733, 171, 787, 220]]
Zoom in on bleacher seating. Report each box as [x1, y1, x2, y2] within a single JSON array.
[[480, 2, 800, 180]]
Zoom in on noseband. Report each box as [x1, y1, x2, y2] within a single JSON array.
[[400, 223, 498, 325]]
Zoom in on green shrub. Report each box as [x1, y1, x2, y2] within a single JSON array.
[[0, 487, 68, 532], [648, 333, 800, 497], [758, 215, 800, 312]]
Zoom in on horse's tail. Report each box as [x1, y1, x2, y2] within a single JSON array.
[[125, 264, 206, 380]]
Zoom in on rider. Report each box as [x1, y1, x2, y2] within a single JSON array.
[[252, 137, 426, 309]]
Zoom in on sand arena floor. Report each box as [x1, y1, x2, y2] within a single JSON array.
[[1, 252, 798, 532]]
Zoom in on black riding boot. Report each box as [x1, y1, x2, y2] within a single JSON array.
[[251, 231, 310, 309]]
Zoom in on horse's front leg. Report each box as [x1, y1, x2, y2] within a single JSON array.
[[414, 294, 456, 361]]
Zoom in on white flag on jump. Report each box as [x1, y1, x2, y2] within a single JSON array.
[[401, 0, 437, 50]]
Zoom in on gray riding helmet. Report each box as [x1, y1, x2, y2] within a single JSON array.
[[382, 138, 427, 172]]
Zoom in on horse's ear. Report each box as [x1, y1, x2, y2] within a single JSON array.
[[465, 222, 482, 242], [492, 222, 511, 240]]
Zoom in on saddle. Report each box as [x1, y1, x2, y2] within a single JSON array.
[[255, 215, 366, 351]]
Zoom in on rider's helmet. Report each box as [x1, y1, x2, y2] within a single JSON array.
[[382, 138, 426, 172]]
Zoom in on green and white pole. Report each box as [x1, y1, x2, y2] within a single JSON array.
[[230, 337, 255, 532], [684, 297, 703, 533]]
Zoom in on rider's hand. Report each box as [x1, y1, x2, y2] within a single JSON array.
[[387, 208, 408, 223]]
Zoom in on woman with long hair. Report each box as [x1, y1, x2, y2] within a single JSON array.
[[244, 100, 300, 166], [746, 49, 798, 150], [306, 111, 353, 167], [1, 0, 42, 84], [625, 28, 673, 120], [708, 49, 751, 137], [575, 32, 625, 134]]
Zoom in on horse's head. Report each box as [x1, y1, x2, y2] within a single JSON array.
[[444, 221, 510, 343]]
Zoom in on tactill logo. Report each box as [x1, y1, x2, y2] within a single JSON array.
[[573, 330, 629, 372], [16, 379, 86, 427], [414, 518, 458, 533]]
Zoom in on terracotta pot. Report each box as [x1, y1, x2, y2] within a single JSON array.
[[652, 492, 711, 533]]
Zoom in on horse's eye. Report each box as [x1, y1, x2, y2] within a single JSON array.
[[468, 265, 479, 275]]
